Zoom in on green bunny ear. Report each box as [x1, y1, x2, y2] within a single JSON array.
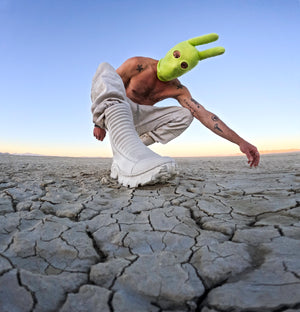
[[188, 33, 219, 46], [198, 47, 225, 61]]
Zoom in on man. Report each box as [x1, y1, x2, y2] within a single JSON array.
[[91, 34, 260, 187]]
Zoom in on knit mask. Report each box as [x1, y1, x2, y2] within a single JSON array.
[[157, 33, 225, 82]]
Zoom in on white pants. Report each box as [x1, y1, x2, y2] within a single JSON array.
[[91, 63, 193, 144]]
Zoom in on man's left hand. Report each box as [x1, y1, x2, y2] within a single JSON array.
[[93, 126, 106, 141], [239, 141, 260, 167]]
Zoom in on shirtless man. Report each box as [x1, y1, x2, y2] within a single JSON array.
[[91, 34, 260, 187]]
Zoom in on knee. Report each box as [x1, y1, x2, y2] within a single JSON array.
[[183, 107, 194, 123], [175, 107, 194, 127]]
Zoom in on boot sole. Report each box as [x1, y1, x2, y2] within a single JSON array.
[[110, 161, 177, 188]]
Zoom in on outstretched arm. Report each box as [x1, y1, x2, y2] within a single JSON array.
[[177, 88, 260, 167]]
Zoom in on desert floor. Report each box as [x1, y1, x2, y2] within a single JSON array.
[[0, 153, 299, 312]]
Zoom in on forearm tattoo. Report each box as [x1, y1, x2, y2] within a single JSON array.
[[176, 83, 183, 89], [211, 115, 223, 132], [185, 98, 224, 133], [214, 123, 223, 132], [183, 98, 202, 116], [183, 98, 196, 116], [191, 98, 201, 109], [136, 64, 144, 72]]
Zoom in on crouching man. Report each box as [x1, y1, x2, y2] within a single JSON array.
[[91, 33, 260, 187]]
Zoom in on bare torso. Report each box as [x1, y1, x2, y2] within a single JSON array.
[[116, 57, 185, 106]]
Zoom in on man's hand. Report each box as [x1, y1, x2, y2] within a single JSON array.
[[93, 126, 106, 141], [239, 141, 260, 167]]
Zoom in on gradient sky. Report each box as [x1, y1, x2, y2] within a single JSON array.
[[1, 0, 299, 157]]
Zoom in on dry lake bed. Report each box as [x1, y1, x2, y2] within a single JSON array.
[[0, 153, 299, 312]]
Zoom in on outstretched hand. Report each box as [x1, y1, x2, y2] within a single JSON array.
[[93, 126, 106, 141], [239, 141, 260, 167]]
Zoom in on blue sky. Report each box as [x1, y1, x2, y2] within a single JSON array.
[[0, 0, 299, 157]]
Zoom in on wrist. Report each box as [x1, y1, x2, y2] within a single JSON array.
[[94, 124, 101, 129], [238, 138, 248, 146]]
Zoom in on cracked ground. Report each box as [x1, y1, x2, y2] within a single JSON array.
[[0, 153, 299, 312]]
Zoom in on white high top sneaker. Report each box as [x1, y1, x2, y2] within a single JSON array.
[[105, 101, 177, 187]]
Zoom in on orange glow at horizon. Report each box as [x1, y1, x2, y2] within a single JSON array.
[[1, 138, 299, 158]]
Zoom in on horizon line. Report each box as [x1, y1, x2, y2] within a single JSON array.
[[1, 149, 299, 159]]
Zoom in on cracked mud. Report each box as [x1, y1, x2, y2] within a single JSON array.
[[0, 153, 299, 312]]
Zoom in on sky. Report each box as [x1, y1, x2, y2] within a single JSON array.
[[0, 0, 299, 158]]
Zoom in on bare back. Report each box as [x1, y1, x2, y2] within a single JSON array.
[[116, 57, 188, 106]]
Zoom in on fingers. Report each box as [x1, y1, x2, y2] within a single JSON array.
[[100, 130, 106, 141], [249, 150, 260, 167], [93, 129, 97, 139], [253, 151, 260, 167], [93, 127, 106, 141], [240, 142, 260, 168], [246, 150, 254, 167], [93, 128, 101, 141]]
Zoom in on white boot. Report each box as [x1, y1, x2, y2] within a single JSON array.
[[105, 101, 177, 187]]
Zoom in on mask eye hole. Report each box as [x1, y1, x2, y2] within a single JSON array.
[[173, 50, 181, 58], [181, 62, 188, 69]]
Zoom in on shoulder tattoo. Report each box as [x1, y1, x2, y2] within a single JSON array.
[[136, 64, 144, 72]]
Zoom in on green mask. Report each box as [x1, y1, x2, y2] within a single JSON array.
[[157, 33, 225, 81]]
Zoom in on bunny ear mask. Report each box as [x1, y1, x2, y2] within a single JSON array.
[[157, 33, 225, 82]]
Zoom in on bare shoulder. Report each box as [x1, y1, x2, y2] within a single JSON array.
[[126, 56, 155, 64], [117, 57, 154, 73], [169, 78, 191, 99], [116, 57, 157, 87]]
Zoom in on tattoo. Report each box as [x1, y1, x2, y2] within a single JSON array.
[[136, 64, 143, 72], [186, 98, 223, 133], [214, 123, 223, 132], [191, 98, 200, 109], [211, 115, 219, 122], [182, 98, 204, 117], [183, 99, 196, 116], [176, 83, 183, 89]]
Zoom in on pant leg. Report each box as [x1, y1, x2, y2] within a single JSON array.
[[91, 62, 128, 129], [128, 99, 194, 144]]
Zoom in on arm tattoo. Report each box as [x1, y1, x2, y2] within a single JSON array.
[[183, 98, 202, 117], [214, 123, 223, 132], [176, 83, 183, 89], [185, 98, 224, 133], [212, 115, 222, 132], [136, 64, 144, 72], [191, 98, 200, 109], [183, 99, 196, 116]]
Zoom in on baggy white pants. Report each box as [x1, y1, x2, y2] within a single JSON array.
[[91, 62, 194, 145]]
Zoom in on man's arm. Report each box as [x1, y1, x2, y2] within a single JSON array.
[[176, 87, 260, 167]]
